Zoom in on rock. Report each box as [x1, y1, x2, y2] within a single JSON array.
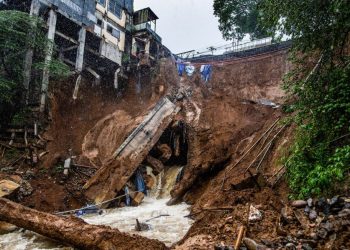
[[291, 200, 307, 208], [135, 219, 151, 231], [317, 228, 328, 239], [0, 179, 20, 198], [329, 196, 339, 206], [309, 210, 317, 220], [285, 243, 296, 250], [18, 180, 33, 197], [249, 205, 263, 222], [337, 208, 350, 217], [310, 232, 318, 240], [301, 239, 317, 248], [0, 221, 18, 234], [304, 206, 311, 214], [281, 206, 294, 222], [243, 238, 267, 250], [317, 198, 331, 215], [23, 170, 35, 180], [321, 221, 333, 232], [302, 243, 313, 250], [307, 198, 313, 207]]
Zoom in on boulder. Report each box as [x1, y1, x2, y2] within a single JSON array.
[[291, 200, 307, 208]]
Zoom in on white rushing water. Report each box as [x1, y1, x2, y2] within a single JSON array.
[[0, 167, 192, 249], [84, 197, 192, 247]]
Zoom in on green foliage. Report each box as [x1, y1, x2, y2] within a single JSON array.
[[259, 0, 350, 197], [213, 0, 269, 41]]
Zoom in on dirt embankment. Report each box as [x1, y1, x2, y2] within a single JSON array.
[[168, 49, 296, 248], [171, 49, 289, 203]]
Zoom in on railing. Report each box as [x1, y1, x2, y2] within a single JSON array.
[[184, 37, 274, 59], [134, 23, 162, 43]]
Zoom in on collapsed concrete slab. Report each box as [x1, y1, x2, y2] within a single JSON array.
[[0, 198, 167, 250], [83, 97, 180, 204]]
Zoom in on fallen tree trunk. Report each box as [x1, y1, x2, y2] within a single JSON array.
[[0, 198, 167, 250]]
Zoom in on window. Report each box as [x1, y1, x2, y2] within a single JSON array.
[[97, 19, 103, 27], [108, 0, 122, 18], [107, 25, 120, 39], [97, 0, 105, 7]]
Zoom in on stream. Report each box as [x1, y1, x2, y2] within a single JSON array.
[[0, 167, 192, 249]]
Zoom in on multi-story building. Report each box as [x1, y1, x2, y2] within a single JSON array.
[[0, 0, 164, 110]]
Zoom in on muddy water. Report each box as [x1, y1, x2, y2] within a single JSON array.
[[0, 167, 192, 249]]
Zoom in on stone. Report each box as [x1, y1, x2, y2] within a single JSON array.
[[0, 221, 17, 234], [291, 200, 307, 208], [285, 243, 296, 250], [18, 180, 33, 197], [281, 206, 294, 222], [302, 243, 313, 250], [317, 228, 328, 239], [304, 206, 311, 214], [321, 221, 333, 232], [337, 208, 350, 217], [0, 180, 20, 198], [307, 198, 313, 207], [310, 232, 318, 240], [243, 238, 267, 250], [249, 205, 262, 222], [309, 210, 317, 220]]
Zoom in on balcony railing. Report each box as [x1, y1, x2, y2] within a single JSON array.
[[134, 23, 162, 43]]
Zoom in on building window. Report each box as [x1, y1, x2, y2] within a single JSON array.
[[108, 0, 122, 18], [97, 19, 103, 27], [97, 0, 105, 7], [107, 25, 120, 39]]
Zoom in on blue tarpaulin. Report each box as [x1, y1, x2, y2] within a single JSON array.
[[134, 170, 147, 194], [200, 64, 212, 82]]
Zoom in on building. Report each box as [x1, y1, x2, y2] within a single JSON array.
[[0, 0, 164, 111]]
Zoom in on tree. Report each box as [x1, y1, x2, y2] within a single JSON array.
[[0, 10, 69, 127], [215, 0, 350, 197], [213, 0, 269, 41]]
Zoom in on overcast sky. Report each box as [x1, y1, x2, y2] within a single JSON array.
[[134, 0, 229, 54]]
